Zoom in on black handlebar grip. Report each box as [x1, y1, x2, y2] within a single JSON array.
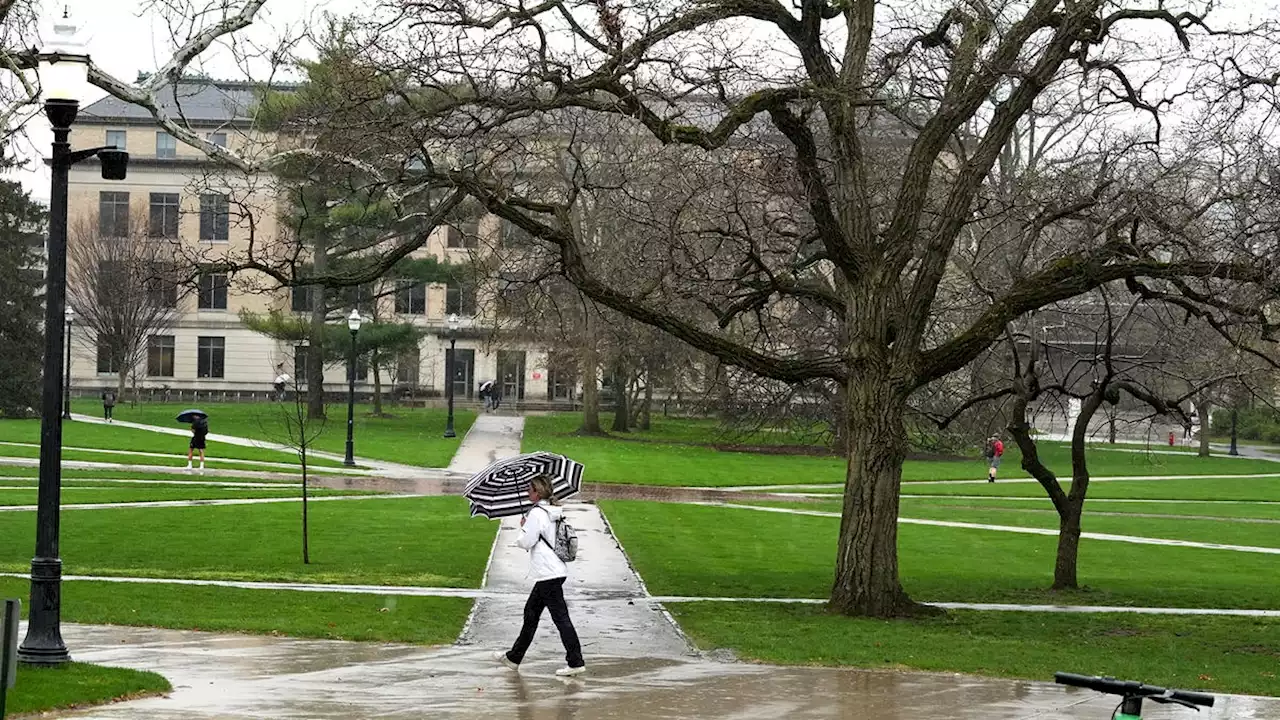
[[1170, 689, 1216, 708], [1055, 672, 1115, 693]]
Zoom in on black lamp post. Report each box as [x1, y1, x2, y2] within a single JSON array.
[[443, 313, 459, 438], [344, 308, 362, 467], [21, 14, 130, 666], [61, 306, 73, 419]]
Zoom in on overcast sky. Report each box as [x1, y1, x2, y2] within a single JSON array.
[[8, 0, 335, 200]]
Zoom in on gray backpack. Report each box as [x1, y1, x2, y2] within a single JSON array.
[[538, 507, 579, 562]]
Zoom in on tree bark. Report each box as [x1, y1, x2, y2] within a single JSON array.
[[1197, 398, 1212, 457], [828, 373, 922, 617], [579, 344, 602, 434], [1054, 502, 1082, 589], [612, 360, 630, 432], [640, 363, 653, 431], [372, 349, 384, 416], [307, 236, 328, 420]]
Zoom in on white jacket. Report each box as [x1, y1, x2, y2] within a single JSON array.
[[517, 502, 567, 582]]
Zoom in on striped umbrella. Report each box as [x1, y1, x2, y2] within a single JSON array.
[[463, 451, 584, 519]]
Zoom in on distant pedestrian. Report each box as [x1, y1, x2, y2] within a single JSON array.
[[479, 380, 496, 411], [493, 475, 585, 677], [273, 364, 291, 401], [186, 415, 209, 472], [985, 435, 1005, 482], [101, 389, 116, 422]]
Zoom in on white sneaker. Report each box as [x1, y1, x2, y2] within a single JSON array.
[[185, 463, 192, 471], [555, 665, 585, 677], [492, 651, 519, 671]]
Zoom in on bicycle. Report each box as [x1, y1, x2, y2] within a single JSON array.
[[1055, 672, 1215, 719]]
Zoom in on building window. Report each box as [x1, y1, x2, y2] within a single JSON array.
[[207, 132, 227, 148], [96, 338, 120, 374], [156, 132, 177, 159], [446, 219, 480, 248], [148, 192, 180, 238], [144, 266, 178, 308], [105, 130, 126, 149], [198, 272, 228, 310], [290, 286, 314, 313], [98, 191, 130, 237], [395, 281, 426, 315], [445, 280, 476, 316], [199, 194, 229, 241], [197, 336, 225, 378], [147, 335, 175, 377], [500, 220, 533, 248]]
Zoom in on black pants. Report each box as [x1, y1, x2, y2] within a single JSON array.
[[103, 405, 113, 420], [506, 577, 583, 668]]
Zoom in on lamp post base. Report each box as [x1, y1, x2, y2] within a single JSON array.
[[17, 558, 70, 665]]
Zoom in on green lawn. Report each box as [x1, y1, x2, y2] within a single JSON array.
[[4, 661, 171, 716], [72, 400, 474, 468], [0, 466, 304, 483], [0, 486, 375, 505], [524, 414, 1280, 487], [599, 501, 1280, 608], [0, 496, 495, 587], [0, 418, 348, 468], [669, 603, 1280, 697], [0, 576, 471, 645], [0, 443, 352, 474]]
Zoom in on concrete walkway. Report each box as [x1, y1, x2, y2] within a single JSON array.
[[452, 414, 693, 661], [70, 414, 447, 479], [704, 502, 1280, 555]]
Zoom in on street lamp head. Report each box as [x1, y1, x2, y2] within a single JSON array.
[[447, 313, 460, 331], [38, 11, 90, 112], [64, 306, 73, 323], [97, 148, 128, 180], [347, 308, 362, 333]]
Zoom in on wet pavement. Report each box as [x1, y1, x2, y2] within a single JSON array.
[[48, 624, 1280, 719]]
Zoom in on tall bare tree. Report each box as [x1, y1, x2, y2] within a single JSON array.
[[67, 218, 179, 398], [98, 2, 1280, 619]]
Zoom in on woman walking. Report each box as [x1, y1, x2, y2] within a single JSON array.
[[494, 475, 585, 676], [185, 415, 209, 472]]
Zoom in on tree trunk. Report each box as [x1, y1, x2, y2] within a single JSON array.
[[640, 364, 653, 431], [612, 361, 630, 432], [1053, 503, 1082, 589], [828, 374, 922, 617], [307, 236, 328, 420], [1107, 407, 1117, 444], [1197, 399, 1212, 457], [714, 360, 731, 422], [372, 350, 384, 416], [579, 344, 602, 434]]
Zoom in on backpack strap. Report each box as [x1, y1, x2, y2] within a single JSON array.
[[534, 505, 558, 550]]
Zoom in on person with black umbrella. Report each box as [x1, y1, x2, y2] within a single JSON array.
[[178, 409, 209, 472]]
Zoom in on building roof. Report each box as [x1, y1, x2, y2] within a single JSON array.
[[80, 77, 297, 126]]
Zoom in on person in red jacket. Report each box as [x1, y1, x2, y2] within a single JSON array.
[[985, 435, 1005, 483]]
